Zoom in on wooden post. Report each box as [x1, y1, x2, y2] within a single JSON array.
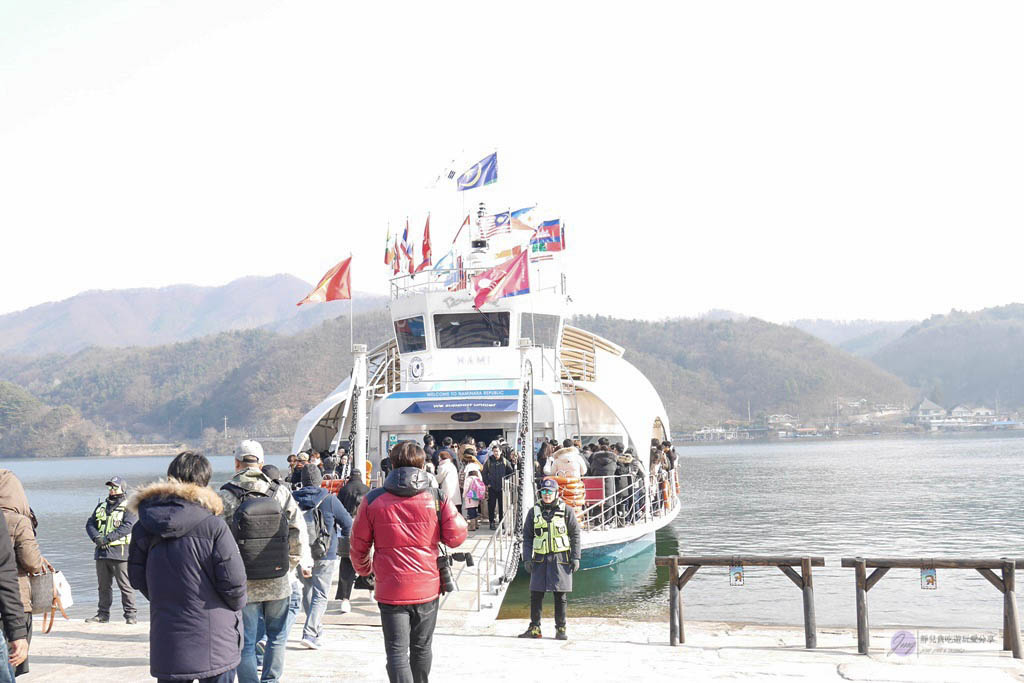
[[1005, 609, 1011, 652], [855, 558, 869, 655], [669, 558, 679, 646], [801, 557, 817, 649], [677, 569, 686, 645], [1003, 560, 1022, 659]]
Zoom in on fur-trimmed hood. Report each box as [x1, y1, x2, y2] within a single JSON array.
[[129, 480, 224, 515], [129, 480, 224, 541], [551, 446, 579, 460]]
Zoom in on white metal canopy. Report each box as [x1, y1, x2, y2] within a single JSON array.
[[291, 375, 353, 454], [576, 351, 671, 466]]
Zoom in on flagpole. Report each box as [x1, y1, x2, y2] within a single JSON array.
[[349, 252, 354, 351]]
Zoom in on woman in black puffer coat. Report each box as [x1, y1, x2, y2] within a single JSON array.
[[128, 452, 247, 682]]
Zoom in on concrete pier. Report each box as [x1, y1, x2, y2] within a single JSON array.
[[19, 531, 1024, 681], [22, 615, 1024, 681]]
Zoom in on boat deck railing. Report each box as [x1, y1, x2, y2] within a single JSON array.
[[534, 468, 680, 531], [388, 267, 489, 299]]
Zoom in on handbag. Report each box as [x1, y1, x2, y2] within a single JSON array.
[[28, 569, 54, 615], [39, 568, 72, 634]]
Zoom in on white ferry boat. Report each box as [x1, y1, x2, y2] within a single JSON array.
[[292, 210, 680, 572]]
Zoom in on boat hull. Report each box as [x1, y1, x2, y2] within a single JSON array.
[[580, 533, 655, 569], [576, 499, 681, 570]]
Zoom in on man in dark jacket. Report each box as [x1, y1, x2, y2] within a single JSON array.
[[422, 435, 437, 471], [615, 449, 642, 523], [519, 477, 581, 641], [0, 514, 28, 677], [128, 452, 247, 683], [350, 442, 467, 683], [335, 469, 370, 611], [482, 449, 512, 530], [586, 447, 618, 526], [85, 476, 137, 624], [292, 465, 352, 650]]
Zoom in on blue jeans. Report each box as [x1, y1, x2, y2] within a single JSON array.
[[240, 598, 289, 683], [0, 631, 14, 683], [301, 559, 335, 641], [284, 581, 301, 640]]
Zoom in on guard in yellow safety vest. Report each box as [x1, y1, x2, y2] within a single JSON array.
[[85, 476, 138, 624], [519, 477, 581, 641]]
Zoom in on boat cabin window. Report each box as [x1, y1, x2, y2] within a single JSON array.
[[394, 316, 426, 353], [520, 313, 561, 348], [434, 312, 510, 349]]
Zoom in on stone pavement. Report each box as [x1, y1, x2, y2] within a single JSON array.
[[23, 615, 1024, 682]]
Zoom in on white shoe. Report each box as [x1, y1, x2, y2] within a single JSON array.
[[340, 599, 351, 614], [300, 637, 320, 650]]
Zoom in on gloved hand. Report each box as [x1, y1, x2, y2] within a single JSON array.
[[570, 560, 580, 573], [523, 560, 533, 574], [94, 535, 108, 547]]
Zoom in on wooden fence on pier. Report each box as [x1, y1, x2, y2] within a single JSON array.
[[656, 554, 1024, 659], [840, 556, 1022, 659], [655, 555, 825, 649]]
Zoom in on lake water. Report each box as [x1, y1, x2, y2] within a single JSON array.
[[5, 434, 1023, 628]]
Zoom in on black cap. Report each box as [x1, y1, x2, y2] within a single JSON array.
[[301, 464, 323, 488]]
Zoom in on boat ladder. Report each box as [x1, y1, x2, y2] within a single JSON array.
[[556, 356, 582, 441]]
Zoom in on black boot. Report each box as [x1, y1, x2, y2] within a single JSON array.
[[518, 624, 542, 639]]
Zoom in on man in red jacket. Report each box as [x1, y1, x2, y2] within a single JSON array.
[[351, 441, 468, 683]]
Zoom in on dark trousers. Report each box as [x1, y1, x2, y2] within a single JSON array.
[[158, 670, 235, 683], [529, 590, 567, 629], [486, 487, 503, 523], [96, 558, 136, 619], [14, 612, 30, 676], [378, 598, 439, 683], [336, 557, 357, 600]]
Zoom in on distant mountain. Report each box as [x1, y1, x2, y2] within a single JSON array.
[[789, 319, 915, 357], [0, 308, 917, 456], [576, 315, 915, 429], [871, 304, 1024, 409], [0, 275, 388, 355], [0, 309, 392, 441]]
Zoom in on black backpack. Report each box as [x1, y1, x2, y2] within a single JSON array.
[[222, 481, 290, 580], [303, 497, 331, 561]]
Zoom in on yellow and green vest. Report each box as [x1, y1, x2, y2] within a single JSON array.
[[532, 503, 570, 555], [93, 500, 130, 547]]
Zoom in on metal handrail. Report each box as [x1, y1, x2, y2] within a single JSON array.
[[389, 267, 491, 299], [441, 470, 521, 612]]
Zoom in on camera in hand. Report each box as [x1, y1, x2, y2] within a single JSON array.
[[437, 552, 475, 594]]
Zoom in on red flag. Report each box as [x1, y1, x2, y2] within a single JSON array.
[[298, 256, 352, 306], [471, 250, 530, 309], [420, 215, 432, 268]]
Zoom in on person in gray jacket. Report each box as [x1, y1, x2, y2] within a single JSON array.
[[519, 477, 581, 641], [219, 440, 312, 683]]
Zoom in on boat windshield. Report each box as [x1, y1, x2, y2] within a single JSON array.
[[434, 312, 510, 349], [520, 313, 560, 348], [394, 316, 426, 352]]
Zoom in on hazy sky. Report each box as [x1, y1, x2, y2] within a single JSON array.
[[2, 1, 1022, 323]]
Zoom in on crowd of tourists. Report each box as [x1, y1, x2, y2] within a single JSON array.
[[0, 430, 669, 681]]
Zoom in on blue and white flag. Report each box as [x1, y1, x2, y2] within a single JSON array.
[[456, 153, 498, 191]]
